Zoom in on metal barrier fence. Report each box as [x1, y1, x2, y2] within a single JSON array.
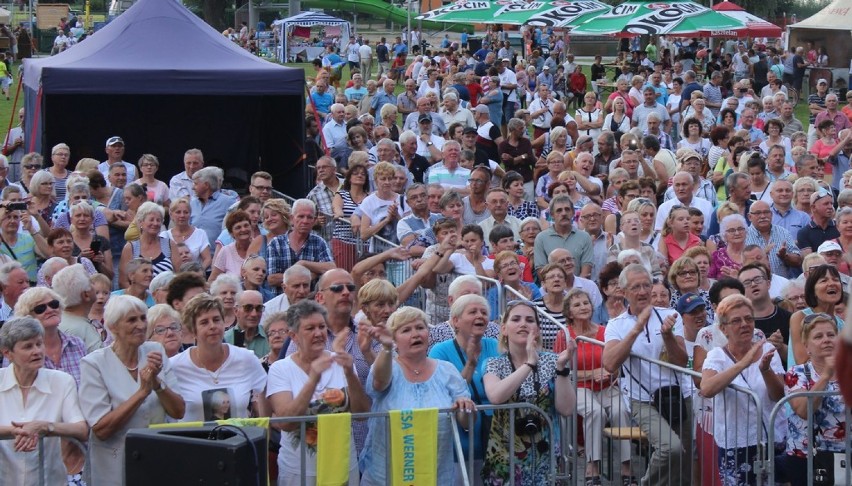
[[267, 403, 559, 486], [0, 435, 90, 486], [767, 390, 852, 486], [571, 336, 768, 486]]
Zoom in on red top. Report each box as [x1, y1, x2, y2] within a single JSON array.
[[663, 232, 702, 265], [554, 325, 611, 391]]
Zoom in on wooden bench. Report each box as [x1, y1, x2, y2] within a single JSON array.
[[603, 426, 648, 442], [601, 427, 649, 481]]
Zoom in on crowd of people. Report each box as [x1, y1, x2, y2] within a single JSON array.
[[0, 27, 850, 486]]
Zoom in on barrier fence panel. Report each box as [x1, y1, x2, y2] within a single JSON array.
[[267, 403, 559, 486], [767, 390, 852, 486], [571, 336, 768, 486], [0, 435, 90, 486]]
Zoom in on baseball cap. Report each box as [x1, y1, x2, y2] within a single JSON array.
[[809, 187, 832, 206], [676, 293, 706, 314], [676, 148, 702, 164], [818, 78, 828, 85], [463, 126, 478, 135], [105, 136, 124, 147], [818, 240, 843, 254], [418, 113, 432, 124], [501, 58, 510, 63], [543, 65, 550, 70], [474, 104, 490, 115]]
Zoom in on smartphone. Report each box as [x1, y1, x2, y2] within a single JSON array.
[[90, 239, 102, 254]]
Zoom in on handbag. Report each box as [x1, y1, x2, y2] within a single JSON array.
[[804, 364, 847, 486]]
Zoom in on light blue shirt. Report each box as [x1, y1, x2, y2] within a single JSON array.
[[190, 190, 238, 249]]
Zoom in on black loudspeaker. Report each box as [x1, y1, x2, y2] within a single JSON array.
[[125, 425, 268, 485]]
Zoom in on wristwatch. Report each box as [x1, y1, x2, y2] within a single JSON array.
[[155, 380, 167, 393], [555, 367, 572, 377], [46, 422, 55, 436], [426, 142, 434, 147]]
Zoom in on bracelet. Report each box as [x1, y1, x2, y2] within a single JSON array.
[[435, 251, 445, 258], [525, 362, 538, 371], [555, 367, 571, 377]]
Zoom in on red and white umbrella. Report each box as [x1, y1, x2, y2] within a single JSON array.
[[705, 1, 782, 38]]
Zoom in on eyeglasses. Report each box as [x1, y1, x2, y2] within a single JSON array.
[[749, 210, 771, 217], [741, 275, 766, 287], [33, 299, 60, 315], [240, 304, 265, 313], [676, 270, 698, 277], [153, 323, 181, 335], [724, 315, 755, 327], [627, 282, 652, 292], [267, 329, 288, 337], [322, 283, 356, 293], [803, 312, 833, 324], [725, 227, 746, 234], [251, 184, 273, 192]]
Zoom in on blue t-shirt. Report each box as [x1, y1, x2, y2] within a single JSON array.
[[429, 337, 500, 460], [310, 91, 333, 116]]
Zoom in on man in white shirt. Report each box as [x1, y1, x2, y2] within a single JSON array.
[[97, 137, 137, 181], [497, 58, 518, 131], [656, 171, 713, 236], [358, 39, 373, 78], [322, 103, 348, 154], [440, 92, 475, 129], [345, 37, 361, 71], [602, 264, 690, 486], [528, 84, 555, 140], [169, 148, 204, 201]]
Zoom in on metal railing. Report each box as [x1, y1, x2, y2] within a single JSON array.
[[0, 435, 89, 486]]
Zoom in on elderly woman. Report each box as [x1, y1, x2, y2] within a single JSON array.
[[709, 214, 747, 279], [701, 294, 785, 486], [669, 256, 715, 323], [161, 198, 211, 271], [0, 317, 89, 486], [79, 295, 185, 484], [789, 265, 845, 367], [14, 153, 43, 198], [120, 183, 148, 242], [683, 246, 714, 293], [119, 201, 177, 288], [0, 202, 48, 282], [792, 176, 818, 213], [145, 304, 182, 358], [169, 293, 268, 422], [134, 154, 169, 206], [380, 103, 400, 141], [361, 306, 476, 485], [48, 227, 97, 275], [776, 314, 845, 485], [430, 294, 500, 482], [48, 143, 71, 201], [215, 196, 263, 252], [535, 152, 566, 209], [518, 217, 542, 267], [211, 274, 241, 330], [683, 97, 715, 133], [491, 251, 541, 320], [481, 300, 576, 485], [68, 202, 113, 280], [241, 255, 273, 302], [608, 210, 659, 270], [29, 169, 57, 226], [705, 202, 739, 255], [555, 289, 633, 483], [678, 117, 712, 159], [758, 119, 791, 157], [605, 78, 636, 118], [113, 257, 155, 307], [532, 263, 569, 349], [260, 312, 287, 371], [359, 162, 402, 244], [208, 209, 253, 282], [267, 300, 369, 485], [247, 198, 290, 264]]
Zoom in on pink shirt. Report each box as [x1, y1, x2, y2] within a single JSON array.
[[662, 232, 701, 265]]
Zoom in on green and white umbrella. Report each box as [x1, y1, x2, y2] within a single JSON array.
[[570, 0, 743, 36], [417, 0, 610, 27]]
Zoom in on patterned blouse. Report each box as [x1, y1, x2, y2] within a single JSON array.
[[783, 363, 846, 457], [508, 200, 540, 220]]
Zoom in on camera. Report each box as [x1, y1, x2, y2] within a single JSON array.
[[514, 414, 542, 437], [5, 202, 27, 211]]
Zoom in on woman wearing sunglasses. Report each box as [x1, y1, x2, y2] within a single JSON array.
[[700, 294, 785, 486], [788, 264, 845, 367], [481, 300, 576, 486], [145, 304, 182, 358]]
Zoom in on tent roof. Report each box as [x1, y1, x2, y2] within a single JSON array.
[[273, 11, 350, 27], [23, 0, 304, 95], [788, 0, 852, 31]]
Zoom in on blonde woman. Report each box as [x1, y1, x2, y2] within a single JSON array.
[[161, 198, 211, 271]]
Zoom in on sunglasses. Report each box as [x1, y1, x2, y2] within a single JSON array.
[[23, 164, 41, 170], [803, 312, 834, 324], [33, 299, 60, 315], [240, 304, 265, 313], [322, 283, 356, 293]]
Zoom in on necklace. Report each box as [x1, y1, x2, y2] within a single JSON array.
[[396, 357, 423, 376], [111, 345, 138, 372], [194, 348, 223, 384]]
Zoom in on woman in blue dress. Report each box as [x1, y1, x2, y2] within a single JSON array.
[[360, 306, 475, 485]]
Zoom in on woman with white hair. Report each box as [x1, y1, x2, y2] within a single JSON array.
[[241, 255, 273, 302], [146, 304, 182, 358], [68, 202, 113, 280], [28, 169, 57, 227], [210, 273, 241, 330], [80, 295, 185, 485], [792, 176, 818, 214], [0, 317, 89, 486], [709, 214, 747, 279], [119, 201, 178, 289], [48, 143, 71, 201]]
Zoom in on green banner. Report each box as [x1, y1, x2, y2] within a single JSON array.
[[570, 1, 743, 36]]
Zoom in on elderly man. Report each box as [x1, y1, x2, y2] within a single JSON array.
[[603, 264, 690, 486], [37, 257, 68, 288], [770, 179, 810, 238], [369, 78, 398, 117], [815, 93, 852, 133], [779, 101, 804, 139], [224, 289, 269, 358], [190, 167, 238, 248], [797, 189, 840, 257], [396, 132, 430, 184], [680, 70, 702, 111], [707, 172, 753, 236], [54, 263, 101, 353], [578, 203, 609, 281], [551, 100, 581, 143], [264, 264, 312, 313], [745, 200, 802, 277], [828, 129, 852, 190], [344, 73, 367, 105], [497, 58, 519, 131], [702, 71, 724, 117], [306, 156, 340, 226], [644, 112, 673, 151], [168, 150, 204, 199], [441, 92, 474, 129], [0, 261, 27, 322], [760, 71, 788, 99], [427, 274, 501, 348], [462, 165, 491, 224], [765, 144, 792, 182], [357, 79, 378, 116], [534, 195, 593, 276], [796, 153, 826, 184], [480, 188, 521, 251], [414, 113, 446, 162], [426, 141, 470, 193], [98, 136, 137, 181], [403, 96, 447, 136], [633, 86, 671, 133], [322, 103, 347, 155], [267, 198, 335, 289], [549, 248, 603, 308], [657, 171, 714, 236], [397, 183, 439, 256], [737, 108, 765, 147], [665, 149, 716, 204], [310, 79, 334, 118], [474, 104, 503, 164]]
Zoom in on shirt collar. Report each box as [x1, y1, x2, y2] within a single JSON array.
[[0, 363, 51, 394]]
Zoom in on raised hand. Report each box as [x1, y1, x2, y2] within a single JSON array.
[[465, 334, 482, 364], [309, 353, 334, 378], [767, 330, 784, 351], [557, 337, 576, 369], [744, 340, 767, 365], [525, 328, 539, 366], [632, 305, 652, 336], [368, 323, 394, 348], [824, 355, 836, 378], [660, 313, 677, 336], [758, 349, 776, 372], [387, 247, 410, 261]]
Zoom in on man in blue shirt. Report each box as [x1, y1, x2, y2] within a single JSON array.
[[309, 80, 334, 118], [370, 79, 397, 117], [190, 167, 238, 249]]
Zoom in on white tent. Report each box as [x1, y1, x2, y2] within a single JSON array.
[[273, 11, 351, 63], [787, 0, 852, 70]]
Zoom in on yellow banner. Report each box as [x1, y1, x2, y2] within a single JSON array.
[[388, 408, 438, 486], [317, 413, 352, 486]]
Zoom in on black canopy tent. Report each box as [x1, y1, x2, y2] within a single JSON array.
[[22, 0, 309, 197]]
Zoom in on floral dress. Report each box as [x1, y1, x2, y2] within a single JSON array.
[[783, 363, 845, 457], [481, 351, 559, 485]]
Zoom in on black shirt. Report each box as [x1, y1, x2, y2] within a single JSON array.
[[754, 305, 792, 369], [590, 63, 607, 83], [797, 219, 840, 252], [403, 153, 431, 184]]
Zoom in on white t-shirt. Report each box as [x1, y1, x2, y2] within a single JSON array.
[[415, 134, 445, 159], [358, 44, 372, 60], [161, 228, 209, 263], [346, 42, 360, 62], [498, 68, 518, 102], [266, 355, 356, 476], [169, 345, 267, 422]]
